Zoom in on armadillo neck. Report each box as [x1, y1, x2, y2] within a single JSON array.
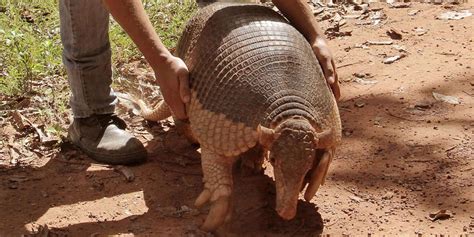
[[263, 90, 318, 129]]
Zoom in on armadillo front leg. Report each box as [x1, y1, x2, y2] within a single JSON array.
[[195, 147, 237, 231]]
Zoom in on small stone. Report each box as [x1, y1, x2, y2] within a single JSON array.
[[8, 182, 18, 189], [386, 28, 402, 40], [355, 101, 365, 108], [349, 195, 363, 202], [382, 191, 395, 200], [408, 9, 420, 16]]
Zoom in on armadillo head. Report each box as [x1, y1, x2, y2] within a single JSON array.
[[258, 117, 317, 220]]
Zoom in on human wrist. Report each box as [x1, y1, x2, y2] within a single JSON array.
[[148, 50, 173, 72], [310, 35, 328, 48]]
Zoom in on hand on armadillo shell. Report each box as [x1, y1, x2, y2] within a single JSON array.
[[311, 38, 340, 101], [153, 55, 191, 119]]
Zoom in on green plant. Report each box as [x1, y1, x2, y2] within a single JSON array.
[[109, 0, 197, 64], [0, 0, 63, 96]]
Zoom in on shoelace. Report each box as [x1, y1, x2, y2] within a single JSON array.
[[97, 114, 127, 130]]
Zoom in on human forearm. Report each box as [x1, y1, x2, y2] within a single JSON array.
[[273, 0, 340, 100], [103, 0, 170, 71], [272, 0, 326, 45], [103, 0, 190, 119]]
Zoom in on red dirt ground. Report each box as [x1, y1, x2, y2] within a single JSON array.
[[1, 2, 473, 236]]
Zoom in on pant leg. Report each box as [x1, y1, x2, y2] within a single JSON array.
[[60, 0, 116, 118]]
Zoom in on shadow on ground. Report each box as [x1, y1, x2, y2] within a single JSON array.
[[0, 127, 324, 236]]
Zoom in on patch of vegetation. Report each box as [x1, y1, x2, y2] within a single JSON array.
[[0, 0, 62, 96], [0, 0, 196, 96]]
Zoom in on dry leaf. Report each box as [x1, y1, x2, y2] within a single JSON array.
[[432, 92, 460, 105], [114, 165, 135, 182], [436, 10, 472, 20], [429, 209, 453, 221]]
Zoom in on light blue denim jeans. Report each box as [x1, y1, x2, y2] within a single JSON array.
[[59, 0, 117, 118]]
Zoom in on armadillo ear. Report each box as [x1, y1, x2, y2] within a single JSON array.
[[312, 129, 332, 148], [257, 125, 277, 149]]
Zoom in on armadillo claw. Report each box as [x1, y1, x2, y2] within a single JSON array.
[[195, 189, 211, 208], [201, 196, 231, 232], [304, 151, 331, 201]]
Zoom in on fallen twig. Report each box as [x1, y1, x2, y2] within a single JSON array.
[[366, 40, 393, 45], [406, 159, 432, 163], [386, 111, 424, 121], [55, 158, 88, 166], [160, 166, 202, 176], [445, 144, 460, 152], [326, 218, 339, 227], [156, 157, 201, 166], [114, 165, 135, 182], [462, 90, 473, 97], [339, 107, 353, 112], [337, 60, 365, 69], [236, 202, 268, 221]]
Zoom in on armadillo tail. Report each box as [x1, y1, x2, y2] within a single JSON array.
[[138, 99, 172, 121]]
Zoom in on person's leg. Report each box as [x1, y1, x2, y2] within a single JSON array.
[[60, 0, 115, 117], [60, 0, 146, 164]]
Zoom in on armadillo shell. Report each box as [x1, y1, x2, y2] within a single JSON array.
[[176, 3, 340, 156]]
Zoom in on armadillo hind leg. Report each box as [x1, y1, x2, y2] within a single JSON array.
[[195, 147, 238, 231], [303, 148, 335, 201]]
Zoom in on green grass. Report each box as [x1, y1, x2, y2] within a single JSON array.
[[0, 0, 196, 96], [0, 0, 62, 95]]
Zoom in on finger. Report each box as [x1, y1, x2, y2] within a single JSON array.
[[330, 60, 341, 101], [322, 59, 335, 85], [331, 79, 341, 101], [169, 98, 187, 120], [178, 68, 191, 103]]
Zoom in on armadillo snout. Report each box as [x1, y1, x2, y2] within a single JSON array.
[[276, 202, 298, 220], [271, 118, 317, 220]]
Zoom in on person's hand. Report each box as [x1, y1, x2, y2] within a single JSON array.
[[311, 37, 340, 101], [153, 55, 191, 119]]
